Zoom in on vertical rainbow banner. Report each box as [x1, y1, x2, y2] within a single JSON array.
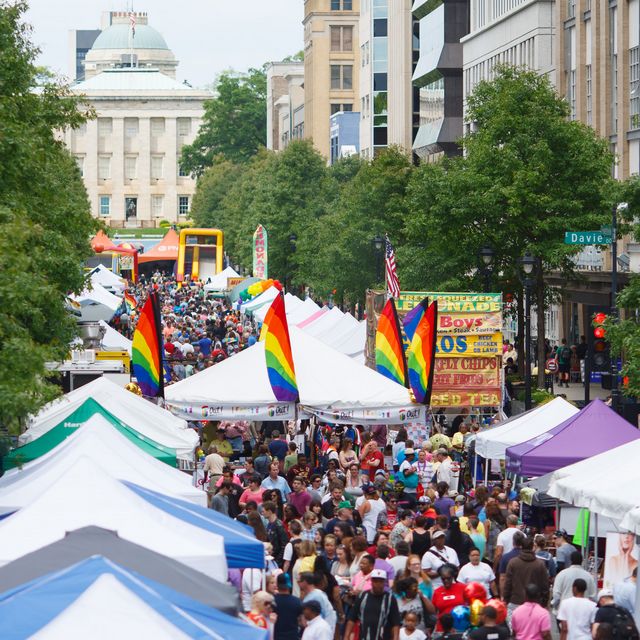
[[405, 298, 438, 405], [132, 291, 164, 398], [260, 291, 298, 402], [375, 298, 408, 387]]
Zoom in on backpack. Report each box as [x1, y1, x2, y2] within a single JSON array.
[[560, 346, 571, 361], [609, 605, 640, 640]]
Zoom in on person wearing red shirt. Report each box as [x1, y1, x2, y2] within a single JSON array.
[[431, 564, 467, 631], [363, 444, 385, 481]]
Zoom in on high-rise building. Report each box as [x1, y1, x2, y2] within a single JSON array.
[[359, 0, 416, 157], [303, 0, 360, 159], [266, 61, 305, 151], [463, 0, 555, 124], [68, 29, 102, 81], [412, 0, 469, 161], [64, 13, 210, 227]]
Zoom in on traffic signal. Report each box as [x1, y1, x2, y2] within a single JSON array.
[[590, 311, 610, 372]]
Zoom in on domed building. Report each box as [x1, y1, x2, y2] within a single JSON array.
[[64, 12, 212, 228], [83, 12, 178, 79]]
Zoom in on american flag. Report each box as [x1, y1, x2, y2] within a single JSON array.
[[129, 11, 136, 37], [385, 235, 400, 298]]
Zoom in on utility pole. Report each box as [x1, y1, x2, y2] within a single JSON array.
[[610, 202, 627, 414]]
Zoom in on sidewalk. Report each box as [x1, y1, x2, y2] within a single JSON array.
[[552, 380, 610, 404]]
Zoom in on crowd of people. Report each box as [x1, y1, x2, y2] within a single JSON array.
[[110, 275, 638, 640]]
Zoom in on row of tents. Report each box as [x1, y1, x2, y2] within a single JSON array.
[[0, 379, 268, 639]]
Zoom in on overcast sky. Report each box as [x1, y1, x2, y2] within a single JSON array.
[[25, 1, 304, 87]]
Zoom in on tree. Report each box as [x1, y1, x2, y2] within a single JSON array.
[[0, 2, 96, 433], [180, 68, 267, 174], [404, 66, 614, 384]]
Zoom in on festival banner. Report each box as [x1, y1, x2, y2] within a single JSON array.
[[438, 311, 502, 335], [165, 401, 296, 421], [433, 357, 501, 389], [397, 292, 501, 313], [227, 277, 245, 289], [435, 333, 503, 357], [252, 224, 268, 279], [430, 390, 501, 408], [300, 404, 427, 426]]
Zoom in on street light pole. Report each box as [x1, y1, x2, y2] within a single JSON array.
[[610, 203, 627, 414], [479, 245, 495, 293], [520, 253, 536, 411], [372, 235, 384, 286]]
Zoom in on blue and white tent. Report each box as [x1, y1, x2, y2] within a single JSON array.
[[125, 482, 265, 569], [0, 556, 269, 640]]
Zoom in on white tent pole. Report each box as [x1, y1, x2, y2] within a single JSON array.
[[593, 513, 599, 582], [484, 457, 489, 485], [473, 453, 478, 489]]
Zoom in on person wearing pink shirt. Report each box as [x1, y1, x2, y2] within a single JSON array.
[[511, 584, 552, 640], [239, 475, 265, 508]]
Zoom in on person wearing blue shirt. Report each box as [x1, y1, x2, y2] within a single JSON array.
[[261, 460, 291, 501], [269, 431, 289, 461], [197, 335, 212, 356]]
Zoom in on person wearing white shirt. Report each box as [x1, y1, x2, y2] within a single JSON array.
[[551, 551, 597, 613], [457, 548, 497, 597], [557, 578, 596, 640], [420, 530, 459, 589], [399, 611, 427, 640], [302, 601, 333, 640], [356, 486, 387, 543]]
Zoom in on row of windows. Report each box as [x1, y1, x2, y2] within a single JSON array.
[[89, 117, 192, 137], [471, 0, 529, 31], [75, 155, 189, 180], [330, 103, 353, 115], [331, 0, 352, 10], [330, 25, 353, 52], [330, 64, 353, 90], [98, 195, 190, 217]]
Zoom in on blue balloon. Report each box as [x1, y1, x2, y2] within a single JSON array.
[[451, 605, 470, 632]]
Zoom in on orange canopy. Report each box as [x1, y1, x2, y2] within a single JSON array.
[[91, 230, 117, 252], [138, 228, 180, 263]]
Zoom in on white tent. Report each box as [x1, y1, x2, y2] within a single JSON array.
[[474, 397, 579, 460], [326, 320, 366, 363], [21, 377, 198, 460], [253, 292, 302, 323], [299, 306, 346, 338], [203, 266, 240, 292], [89, 264, 127, 294], [287, 298, 322, 325], [0, 415, 206, 514], [312, 311, 359, 343], [0, 457, 227, 580], [239, 286, 279, 315], [99, 320, 132, 353], [165, 326, 423, 425], [546, 438, 640, 531], [70, 281, 122, 323]]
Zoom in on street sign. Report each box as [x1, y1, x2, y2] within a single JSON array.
[[546, 358, 558, 373], [564, 231, 612, 245]]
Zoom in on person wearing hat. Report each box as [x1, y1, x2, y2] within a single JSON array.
[[553, 530, 578, 572], [435, 448, 457, 489], [301, 600, 332, 640], [345, 568, 401, 640], [416, 496, 437, 522], [592, 588, 640, 638], [356, 485, 387, 543], [399, 448, 420, 506], [420, 529, 460, 590]]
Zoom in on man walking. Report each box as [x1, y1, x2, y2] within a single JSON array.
[[511, 584, 552, 640], [210, 480, 231, 516], [556, 579, 596, 640], [263, 500, 288, 566], [552, 551, 597, 613]]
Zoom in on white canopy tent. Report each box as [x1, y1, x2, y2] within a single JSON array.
[[326, 320, 366, 363], [69, 281, 122, 323], [0, 457, 227, 580], [299, 306, 345, 338], [99, 320, 132, 353], [239, 286, 279, 315], [165, 326, 423, 424], [312, 311, 359, 343], [253, 292, 301, 323], [288, 298, 322, 325], [21, 377, 198, 460], [89, 264, 127, 294], [202, 266, 240, 292], [474, 397, 579, 460], [0, 415, 205, 514]]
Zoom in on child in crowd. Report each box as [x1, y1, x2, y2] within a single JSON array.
[[434, 613, 464, 640], [400, 611, 426, 640]]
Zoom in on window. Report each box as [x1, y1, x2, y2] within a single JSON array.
[[373, 19, 387, 37], [330, 65, 353, 90], [178, 164, 189, 177], [151, 154, 164, 180], [178, 196, 190, 215], [98, 155, 111, 180], [150, 117, 165, 136], [331, 0, 352, 9], [151, 195, 164, 217], [374, 73, 387, 91], [75, 155, 84, 177], [331, 26, 353, 52], [99, 196, 110, 216], [177, 118, 191, 136], [331, 103, 353, 115], [586, 65, 593, 126], [124, 117, 139, 137], [124, 155, 137, 180], [631, 47, 640, 130], [568, 0, 576, 18], [97, 118, 112, 135]]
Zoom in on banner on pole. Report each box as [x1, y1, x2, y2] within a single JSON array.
[[253, 224, 268, 279]]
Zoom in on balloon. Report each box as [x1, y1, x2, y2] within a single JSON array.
[[451, 605, 470, 632], [469, 598, 484, 627], [125, 382, 142, 396], [485, 599, 507, 624], [463, 582, 487, 604], [94, 244, 104, 254]]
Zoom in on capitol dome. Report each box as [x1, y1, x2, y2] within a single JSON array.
[[83, 12, 178, 80]]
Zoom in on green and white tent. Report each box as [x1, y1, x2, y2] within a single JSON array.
[[5, 398, 177, 469]]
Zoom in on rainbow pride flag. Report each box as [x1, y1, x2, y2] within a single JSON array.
[[406, 299, 438, 405], [124, 291, 137, 312], [260, 291, 298, 402], [132, 291, 164, 398], [375, 298, 408, 387]]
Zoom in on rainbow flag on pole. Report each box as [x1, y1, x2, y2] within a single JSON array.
[[375, 298, 408, 387], [405, 298, 438, 405], [260, 291, 298, 402], [132, 291, 164, 398], [124, 291, 138, 312]]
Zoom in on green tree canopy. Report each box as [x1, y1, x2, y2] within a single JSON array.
[[180, 68, 267, 174], [0, 1, 96, 432]]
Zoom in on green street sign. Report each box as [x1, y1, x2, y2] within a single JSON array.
[[564, 231, 612, 245]]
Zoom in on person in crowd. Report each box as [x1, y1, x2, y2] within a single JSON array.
[[533, 534, 557, 580], [339, 438, 358, 471], [613, 566, 637, 615], [352, 553, 377, 595], [210, 480, 231, 516], [298, 572, 337, 632], [289, 476, 313, 516], [322, 482, 347, 522], [402, 555, 433, 599], [247, 510, 268, 542], [263, 500, 288, 566], [390, 511, 414, 549], [435, 449, 456, 488], [247, 590, 275, 630], [431, 564, 466, 632], [288, 454, 312, 486], [404, 514, 431, 558], [493, 514, 520, 574], [398, 448, 420, 505], [511, 583, 553, 640], [468, 605, 510, 640], [552, 551, 597, 613], [284, 441, 300, 474], [457, 547, 497, 597], [203, 445, 226, 507], [356, 485, 387, 543], [498, 531, 525, 595], [302, 600, 332, 640], [592, 588, 640, 638], [253, 444, 272, 479], [553, 530, 578, 572], [421, 530, 460, 590], [239, 475, 265, 510], [388, 541, 411, 577], [283, 520, 303, 574], [445, 517, 475, 567], [394, 576, 435, 633], [557, 578, 597, 640], [434, 483, 456, 522], [399, 610, 427, 640], [332, 543, 352, 582], [261, 460, 291, 501]]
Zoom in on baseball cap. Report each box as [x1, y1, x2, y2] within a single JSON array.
[[432, 530, 446, 540], [455, 494, 466, 503], [597, 588, 614, 601], [404, 448, 415, 455], [370, 569, 387, 580], [437, 448, 449, 455], [338, 501, 352, 509], [364, 485, 377, 495], [375, 469, 386, 477], [418, 496, 431, 504]]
